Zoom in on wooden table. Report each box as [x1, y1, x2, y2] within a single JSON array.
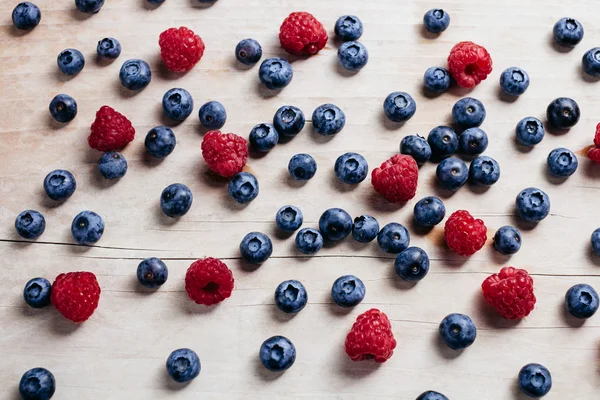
[[1, 0, 599, 398]]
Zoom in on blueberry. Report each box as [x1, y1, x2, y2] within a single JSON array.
[[19, 367, 55, 400], [516, 117, 545, 146], [228, 172, 259, 204], [288, 153, 317, 180], [546, 97, 580, 130], [331, 275, 365, 307], [71, 210, 104, 245], [96, 37, 121, 60], [145, 126, 176, 158], [423, 8, 450, 34], [591, 228, 600, 256], [582, 48, 600, 77], [273, 105, 305, 137], [57, 48, 85, 75], [119, 59, 151, 90], [518, 363, 552, 397], [459, 127, 488, 155], [98, 151, 127, 179], [452, 97, 486, 128], [249, 123, 279, 152], [235, 38, 262, 66], [500, 67, 530, 96], [335, 15, 363, 41], [319, 208, 352, 241], [274, 280, 307, 313], [436, 157, 468, 191], [166, 348, 200, 383], [439, 313, 477, 350], [258, 57, 293, 90], [334, 152, 368, 184], [75, 0, 104, 13], [400, 135, 431, 165], [553, 17, 583, 47], [276, 205, 303, 232], [352, 215, 379, 243], [394, 247, 429, 282], [295, 228, 324, 254], [377, 222, 410, 254], [337, 41, 369, 71], [49, 94, 77, 123], [469, 155, 500, 186], [413, 196, 446, 227], [23, 277, 51, 308], [547, 148, 578, 177], [43, 169, 76, 201], [198, 101, 227, 129], [12, 2, 41, 30], [147, 0, 165, 4], [417, 391, 449, 400], [423, 66, 451, 93], [162, 88, 193, 121], [15, 210, 46, 239], [137, 257, 168, 288], [516, 187, 550, 223], [383, 91, 416, 122], [493, 225, 522, 255], [566, 284, 599, 319], [240, 232, 273, 264], [427, 126, 459, 159], [259, 336, 296, 372], [161, 183, 193, 217], [312, 104, 346, 135]]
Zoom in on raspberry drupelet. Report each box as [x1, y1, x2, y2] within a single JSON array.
[[185, 258, 234, 306], [159, 27, 205, 73], [444, 210, 487, 256], [201, 130, 248, 178], [371, 154, 419, 203], [482, 267, 536, 319], [88, 106, 135, 151], [447, 41, 493, 88], [279, 12, 328, 56], [344, 308, 396, 362]]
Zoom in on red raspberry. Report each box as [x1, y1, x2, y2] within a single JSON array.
[[481, 266, 536, 319], [371, 154, 418, 203], [201, 130, 248, 178], [588, 147, 600, 164], [447, 41, 493, 88], [444, 210, 487, 256], [159, 27, 205, 73], [344, 308, 396, 363], [185, 258, 234, 306], [51, 272, 101, 323], [88, 106, 135, 151], [594, 123, 600, 146], [279, 12, 328, 56]]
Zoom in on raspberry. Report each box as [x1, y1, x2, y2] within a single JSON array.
[[588, 147, 600, 164], [279, 12, 328, 56], [482, 266, 536, 319], [344, 308, 396, 362], [185, 258, 234, 306], [201, 130, 248, 178], [444, 210, 487, 256], [88, 106, 135, 151], [371, 154, 418, 203], [50, 272, 101, 323], [159, 27, 205, 73], [447, 41, 493, 88], [594, 123, 600, 147]]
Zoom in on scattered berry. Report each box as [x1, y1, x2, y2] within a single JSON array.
[[352, 215, 379, 243], [423, 66, 451, 93], [49, 94, 77, 123], [377, 222, 410, 254], [145, 126, 176, 158], [51, 271, 101, 322], [414, 196, 446, 227], [96, 37, 121, 60], [119, 59, 151, 90], [98, 151, 127, 179], [427, 126, 458, 159], [249, 123, 279, 152], [288, 153, 317, 180], [240, 232, 273, 264], [57, 48, 85, 75], [161, 183, 193, 217], [71, 211, 104, 244], [162, 88, 193, 121], [335, 152, 369, 184], [159, 27, 205, 73], [447, 41, 493, 88], [371, 154, 418, 202], [274, 280, 307, 314], [258, 57, 293, 90], [276, 205, 303, 232], [295, 228, 324, 255], [591, 228, 600, 255], [75, 0, 104, 13], [166, 348, 201, 383], [417, 391, 448, 400], [228, 172, 259, 204], [235, 38, 262, 66], [344, 308, 396, 362], [23, 277, 51, 308], [452, 97, 486, 128], [516, 187, 550, 223], [439, 313, 477, 350], [482, 266, 535, 319], [273, 105, 305, 137], [259, 336, 296, 372], [279, 12, 327, 56], [332, 275, 366, 308], [493, 225, 522, 255], [444, 210, 487, 256], [423, 8, 450, 34], [319, 208, 352, 241], [312, 104, 346, 135], [15, 210, 45, 240], [383, 91, 416, 122], [459, 127, 488, 155], [147, 0, 165, 4], [201, 130, 248, 178], [516, 116, 545, 146], [469, 155, 500, 186], [565, 284, 599, 319], [582, 47, 600, 77], [394, 247, 429, 282], [185, 258, 234, 306], [400, 134, 431, 165], [338, 41, 369, 71], [518, 363, 552, 398], [199, 101, 227, 129], [553, 17, 583, 47], [44, 169, 76, 201], [335, 15, 363, 41], [546, 97, 580, 130], [137, 257, 168, 289], [436, 157, 468, 191], [547, 148, 578, 177], [12, 2, 41, 30], [19, 367, 55, 400], [500, 67, 530, 96], [88, 105, 135, 151]]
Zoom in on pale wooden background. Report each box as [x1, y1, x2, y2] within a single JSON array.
[[1, 0, 599, 399]]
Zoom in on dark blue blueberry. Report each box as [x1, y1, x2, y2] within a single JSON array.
[[427, 126, 458, 159], [12, 2, 41, 30], [436, 157, 468, 191], [423, 8, 450, 34], [19, 367, 55, 400], [383, 91, 416, 122], [312, 104, 346, 135], [331, 275, 365, 308], [518, 363, 552, 397], [319, 208, 352, 241], [423, 66, 451, 93], [273, 105, 305, 137], [71, 210, 104, 244], [566, 284, 599, 319], [417, 391, 449, 400], [240, 232, 273, 264], [258, 57, 293, 90], [469, 155, 500, 186], [352, 215, 379, 243], [98, 151, 127, 179], [288, 153, 317, 180], [75, 0, 104, 13], [394, 247, 429, 282], [198, 101, 227, 129], [23, 277, 51, 308], [334, 152, 368, 184], [377, 222, 410, 254], [96, 37, 121, 60], [500, 67, 530, 96], [162, 88, 193, 121], [235, 38, 262, 66], [516, 187, 550, 223], [49, 94, 77, 123], [546, 97, 580, 130], [591, 228, 600, 256], [337, 41, 369, 71], [439, 313, 477, 350], [547, 148, 578, 177], [119, 59, 151, 90], [274, 280, 307, 314], [335, 15, 363, 41], [400, 135, 431, 165], [276, 205, 303, 232], [295, 228, 323, 255], [166, 348, 200, 383], [228, 172, 259, 204], [452, 97, 486, 128], [516, 117, 545, 146], [582, 48, 600, 77], [259, 336, 296, 372], [43, 169, 76, 201], [147, 0, 165, 4], [57, 48, 85, 75], [137, 257, 168, 288], [493, 225, 522, 255], [145, 126, 176, 159], [553, 18, 583, 47], [161, 183, 193, 217], [249, 123, 279, 152], [413, 196, 445, 227], [15, 210, 45, 240], [459, 127, 488, 155]]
